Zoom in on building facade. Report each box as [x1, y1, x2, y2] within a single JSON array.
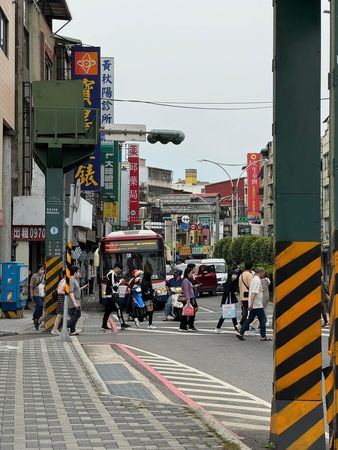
[[0, 0, 15, 261], [260, 142, 274, 237]]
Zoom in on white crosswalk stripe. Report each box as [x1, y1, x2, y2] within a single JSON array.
[[125, 344, 271, 433]]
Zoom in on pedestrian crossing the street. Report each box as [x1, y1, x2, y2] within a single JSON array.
[[124, 345, 272, 433]]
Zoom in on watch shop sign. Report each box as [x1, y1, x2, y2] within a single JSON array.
[[12, 226, 46, 241]]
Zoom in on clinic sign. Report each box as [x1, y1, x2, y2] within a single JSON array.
[[72, 47, 101, 190], [247, 153, 261, 218], [128, 144, 140, 225], [101, 57, 114, 142]]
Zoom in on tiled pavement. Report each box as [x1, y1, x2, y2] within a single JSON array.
[[0, 339, 227, 450]]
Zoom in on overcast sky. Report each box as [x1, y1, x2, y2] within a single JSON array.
[[61, 0, 330, 183]]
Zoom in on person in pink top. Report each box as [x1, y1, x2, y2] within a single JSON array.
[[180, 267, 198, 332]]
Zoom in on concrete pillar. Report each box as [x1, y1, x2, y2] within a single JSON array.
[[16, 241, 29, 266], [0, 134, 12, 262]]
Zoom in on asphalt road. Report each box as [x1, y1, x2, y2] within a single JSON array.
[[80, 294, 275, 449]]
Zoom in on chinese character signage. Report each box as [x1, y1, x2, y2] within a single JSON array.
[[128, 144, 140, 225], [12, 226, 46, 241], [247, 153, 261, 218], [101, 57, 114, 142], [103, 202, 119, 224], [101, 142, 120, 201], [72, 46, 101, 190]]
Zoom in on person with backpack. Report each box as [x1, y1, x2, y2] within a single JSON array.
[[238, 261, 254, 328], [30, 264, 45, 331], [214, 270, 240, 333], [101, 262, 130, 331]]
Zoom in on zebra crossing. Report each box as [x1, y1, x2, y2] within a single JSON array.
[[124, 344, 272, 433]]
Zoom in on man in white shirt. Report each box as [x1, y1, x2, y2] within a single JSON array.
[[236, 267, 272, 341]]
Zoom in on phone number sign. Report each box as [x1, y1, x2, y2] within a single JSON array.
[[12, 226, 46, 241]]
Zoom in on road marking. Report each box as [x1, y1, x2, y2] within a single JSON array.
[[221, 421, 270, 431], [209, 411, 271, 421], [122, 344, 271, 434], [198, 306, 215, 313]]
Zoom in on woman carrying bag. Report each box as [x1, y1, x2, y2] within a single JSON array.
[[179, 267, 198, 332], [214, 269, 240, 334]]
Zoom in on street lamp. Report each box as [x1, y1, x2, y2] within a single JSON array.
[[198, 158, 268, 237], [198, 159, 237, 239]]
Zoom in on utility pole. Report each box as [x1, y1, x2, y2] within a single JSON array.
[[325, 0, 338, 446], [270, 1, 325, 448], [60, 183, 76, 342]]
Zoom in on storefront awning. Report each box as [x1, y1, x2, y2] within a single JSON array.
[[38, 0, 72, 21]]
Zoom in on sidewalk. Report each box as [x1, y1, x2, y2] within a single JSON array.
[[0, 337, 240, 450]]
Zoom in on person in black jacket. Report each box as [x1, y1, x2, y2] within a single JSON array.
[[214, 269, 240, 333], [141, 272, 157, 330], [101, 262, 130, 331]]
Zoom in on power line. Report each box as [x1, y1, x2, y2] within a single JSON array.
[[106, 97, 330, 111]]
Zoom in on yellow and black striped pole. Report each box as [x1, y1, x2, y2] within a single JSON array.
[[270, 1, 325, 447], [44, 256, 63, 331], [60, 242, 72, 341]]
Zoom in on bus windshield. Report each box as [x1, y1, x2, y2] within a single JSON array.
[[102, 251, 165, 280]]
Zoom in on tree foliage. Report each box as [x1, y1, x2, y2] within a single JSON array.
[[213, 235, 274, 269]]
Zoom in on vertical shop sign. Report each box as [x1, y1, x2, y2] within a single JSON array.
[[128, 144, 139, 225], [72, 46, 101, 190], [100, 57, 114, 142], [247, 153, 261, 218]]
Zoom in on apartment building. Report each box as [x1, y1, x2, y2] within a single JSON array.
[[0, 0, 15, 261]]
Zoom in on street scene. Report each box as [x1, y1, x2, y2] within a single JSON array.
[[0, 0, 337, 449]]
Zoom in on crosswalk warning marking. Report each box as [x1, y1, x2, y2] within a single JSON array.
[[124, 344, 271, 432], [271, 241, 325, 449]]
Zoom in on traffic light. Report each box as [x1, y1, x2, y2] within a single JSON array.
[[147, 129, 185, 145]]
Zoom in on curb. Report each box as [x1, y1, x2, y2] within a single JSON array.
[[71, 337, 111, 396], [190, 407, 252, 450], [73, 339, 252, 450]]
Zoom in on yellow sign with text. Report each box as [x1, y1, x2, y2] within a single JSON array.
[[103, 202, 119, 224]]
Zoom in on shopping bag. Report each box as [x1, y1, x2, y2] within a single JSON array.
[[182, 304, 195, 317], [222, 303, 236, 319]]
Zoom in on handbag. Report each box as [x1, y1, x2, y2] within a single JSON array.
[[182, 304, 195, 317], [222, 303, 237, 319], [240, 274, 249, 299]]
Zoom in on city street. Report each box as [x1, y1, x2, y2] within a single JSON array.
[[78, 295, 275, 449]]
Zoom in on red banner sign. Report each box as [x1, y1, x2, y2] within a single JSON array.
[[247, 153, 261, 218], [12, 226, 46, 241], [128, 144, 140, 225]]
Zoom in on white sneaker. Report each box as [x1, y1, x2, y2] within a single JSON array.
[[214, 328, 221, 334], [51, 329, 59, 335], [135, 318, 140, 328], [148, 325, 157, 330]]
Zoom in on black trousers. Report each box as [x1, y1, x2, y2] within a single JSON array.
[[102, 296, 125, 328], [240, 300, 249, 326]]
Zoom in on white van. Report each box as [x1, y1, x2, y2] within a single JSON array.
[[200, 258, 228, 292]]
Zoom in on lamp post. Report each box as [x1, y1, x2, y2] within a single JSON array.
[[198, 160, 236, 239], [199, 158, 268, 237]]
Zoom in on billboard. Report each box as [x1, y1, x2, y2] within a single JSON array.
[[247, 153, 261, 218], [72, 47, 101, 190], [128, 144, 140, 225]]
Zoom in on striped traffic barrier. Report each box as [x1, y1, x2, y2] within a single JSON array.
[[270, 242, 325, 449], [1, 310, 24, 319], [44, 256, 63, 331]]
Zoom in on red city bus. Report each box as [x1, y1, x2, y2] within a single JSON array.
[[99, 230, 168, 306]]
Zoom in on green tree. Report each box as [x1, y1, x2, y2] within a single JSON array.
[[250, 237, 265, 265], [241, 235, 259, 263], [230, 236, 245, 265]]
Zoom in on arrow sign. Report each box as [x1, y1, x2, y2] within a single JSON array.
[[144, 222, 164, 230]]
